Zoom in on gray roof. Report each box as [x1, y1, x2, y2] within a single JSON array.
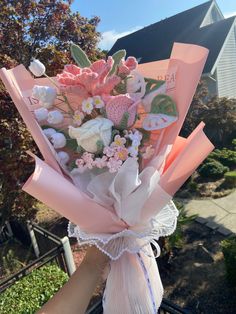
[[108, 1, 235, 73]]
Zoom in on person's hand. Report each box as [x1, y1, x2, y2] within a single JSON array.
[[83, 245, 109, 273], [37, 246, 109, 314]]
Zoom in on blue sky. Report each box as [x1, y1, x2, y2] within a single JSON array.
[[72, 0, 236, 50]]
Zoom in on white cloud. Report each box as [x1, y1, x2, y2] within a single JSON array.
[[98, 26, 143, 51], [224, 11, 236, 18]]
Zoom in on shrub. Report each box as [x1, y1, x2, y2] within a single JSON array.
[[224, 171, 236, 188], [232, 139, 236, 149], [160, 202, 197, 257], [209, 148, 236, 169], [181, 92, 236, 148], [0, 264, 69, 314], [198, 160, 229, 179], [221, 236, 236, 286]]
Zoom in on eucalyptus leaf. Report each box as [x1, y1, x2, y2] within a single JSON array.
[[118, 112, 129, 130], [66, 138, 78, 151], [109, 49, 126, 76], [150, 94, 178, 117], [96, 140, 104, 153], [70, 43, 91, 68], [111, 128, 120, 140]]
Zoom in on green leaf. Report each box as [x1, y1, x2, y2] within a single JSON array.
[[109, 50, 126, 76], [150, 94, 178, 116], [118, 112, 129, 130], [99, 107, 107, 118], [65, 138, 78, 151], [144, 79, 165, 96], [76, 145, 84, 154], [68, 160, 77, 171], [70, 43, 91, 68], [111, 128, 120, 140], [96, 140, 104, 153]]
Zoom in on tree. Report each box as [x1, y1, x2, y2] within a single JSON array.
[[0, 0, 104, 227], [181, 81, 236, 148], [0, 0, 104, 74]]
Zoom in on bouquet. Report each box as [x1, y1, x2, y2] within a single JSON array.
[[0, 42, 214, 313]]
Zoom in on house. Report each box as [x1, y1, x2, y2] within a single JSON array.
[[109, 0, 236, 99]]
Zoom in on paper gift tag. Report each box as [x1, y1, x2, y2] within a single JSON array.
[[143, 94, 178, 130], [143, 113, 178, 130]]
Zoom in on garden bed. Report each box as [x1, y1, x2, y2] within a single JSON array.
[[158, 221, 236, 314]]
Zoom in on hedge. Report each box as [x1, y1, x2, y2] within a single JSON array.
[[209, 148, 236, 168], [198, 160, 229, 179], [0, 264, 69, 314], [221, 236, 236, 286], [224, 171, 236, 188]]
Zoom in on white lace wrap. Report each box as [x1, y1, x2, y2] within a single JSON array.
[[68, 201, 178, 260], [67, 157, 179, 314]]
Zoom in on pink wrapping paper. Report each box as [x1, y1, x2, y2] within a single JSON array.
[[1, 42, 214, 313], [0, 43, 213, 234]]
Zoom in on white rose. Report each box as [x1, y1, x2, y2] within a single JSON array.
[[32, 85, 57, 109], [57, 151, 70, 164], [50, 133, 67, 149], [43, 128, 57, 138], [29, 59, 46, 77], [47, 110, 64, 124], [68, 117, 113, 153], [34, 107, 48, 122], [127, 70, 146, 101]]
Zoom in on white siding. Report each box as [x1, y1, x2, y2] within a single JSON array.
[[217, 24, 236, 98], [201, 4, 223, 27]]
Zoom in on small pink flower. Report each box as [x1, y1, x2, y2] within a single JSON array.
[[118, 60, 130, 75], [114, 147, 129, 161], [82, 152, 94, 169], [75, 158, 86, 173], [82, 97, 94, 114], [111, 135, 126, 147], [125, 57, 138, 71], [103, 146, 115, 157], [94, 156, 107, 169], [107, 157, 123, 173], [142, 145, 155, 159], [73, 110, 84, 126], [93, 95, 105, 109], [57, 57, 120, 97]]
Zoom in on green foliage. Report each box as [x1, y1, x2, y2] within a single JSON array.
[[118, 112, 129, 130], [70, 43, 91, 68], [162, 202, 197, 254], [144, 78, 165, 96], [2, 249, 24, 276], [181, 88, 236, 148], [224, 171, 236, 188], [0, 86, 39, 227], [232, 139, 236, 149], [109, 50, 126, 76], [221, 236, 236, 286], [0, 0, 104, 73], [187, 180, 199, 193], [0, 264, 69, 314], [198, 160, 229, 179], [0, 1, 104, 226], [96, 140, 104, 153], [208, 148, 236, 169]]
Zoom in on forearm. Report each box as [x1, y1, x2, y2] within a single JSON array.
[[37, 247, 109, 314]]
